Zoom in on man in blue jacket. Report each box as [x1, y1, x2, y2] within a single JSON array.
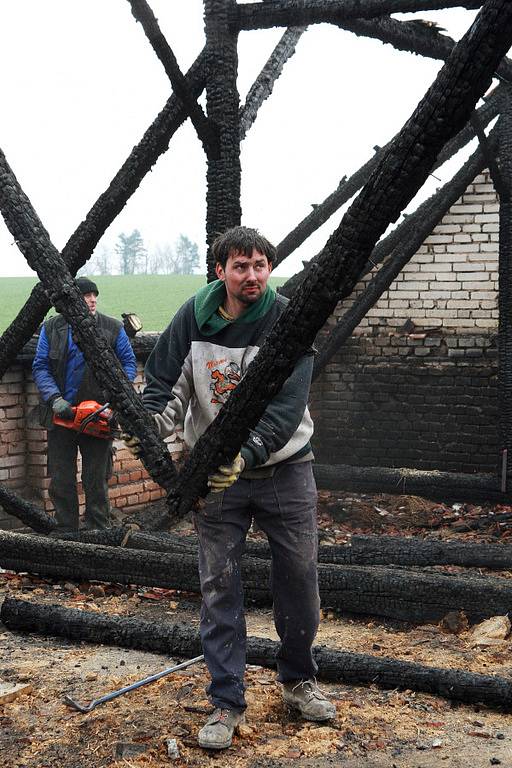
[[33, 277, 137, 532], [133, 227, 335, 749]]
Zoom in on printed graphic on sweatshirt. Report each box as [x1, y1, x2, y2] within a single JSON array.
[[209, 360, 241, 405]]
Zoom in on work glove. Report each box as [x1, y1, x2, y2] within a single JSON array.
[[51, 396, 74, 420], [121, 432, 142, 457], [208, 453, 245, 493]]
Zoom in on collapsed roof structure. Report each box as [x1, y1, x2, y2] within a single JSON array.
[[0, 0, 512, 527], [3, 0, 512, 711]]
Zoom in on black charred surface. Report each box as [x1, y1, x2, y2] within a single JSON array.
[[57, 527, 199, 555], [3, 597, 512, 710], [204, 0, 241, 280], [340, 534, 512, 569], [170, 2, 512, 521], [4, 531, 512, 622], [498, 87, 512, 487], [312, 137, 491, 377], [314, 463, 506, 503], [128, 0, 216, 155], [59, 527, 512, 570], [239, 26, 307, 142], [338, 15, 512, 84], [233, 1, 484, 31], [0, 53, 205, 380], [0, 485, 56, 534], [278, 84, 502, 290], [0, 150, 178, 500]]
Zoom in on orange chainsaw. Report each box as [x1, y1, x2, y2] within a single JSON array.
[[53, 400, 118, 439]]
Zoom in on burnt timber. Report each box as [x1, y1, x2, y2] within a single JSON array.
[[3, 531, 512, 623], [3, 597, 512, 711]]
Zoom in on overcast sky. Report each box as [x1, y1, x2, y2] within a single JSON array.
[[0, 2, 491, 278]]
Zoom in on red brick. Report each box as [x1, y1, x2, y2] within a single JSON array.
[[138, 492, 150, 504], [0, 394, 19, 407], [118, 473, 130, 484], [1, 455, 24, 468], [108, 476, 118, 486], [127, 483, 144, 495], [121, 459, 141, 470], [128, 495, 138, 505], [150, 490, 163, 501], [27, 454, 47, 466], [27, 441, 46, 452], [8, 467, 25, 479], [8, 443, 25, 455], [5, 406, 24, 419], [1, 429, 24, 443], [129, 470, 142, 482], [26, 465, 46, 478]]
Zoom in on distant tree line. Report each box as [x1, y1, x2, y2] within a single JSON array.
[[79, 230, 201, 276]]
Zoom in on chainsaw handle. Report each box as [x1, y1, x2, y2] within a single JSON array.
[[78, 403, 111, 434]]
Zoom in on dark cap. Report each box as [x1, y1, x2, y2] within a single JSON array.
[[76, 277, 99, 296]]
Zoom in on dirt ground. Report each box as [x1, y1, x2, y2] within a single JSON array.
[[1, 490, 512, 768]]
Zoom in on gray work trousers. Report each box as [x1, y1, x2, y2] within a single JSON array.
[[193, 461, 320, 711], [47, 425, 113, 532]]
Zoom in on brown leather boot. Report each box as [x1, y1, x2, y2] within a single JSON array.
[[282, 679, 336, 721], [197, 708, 245, 750]]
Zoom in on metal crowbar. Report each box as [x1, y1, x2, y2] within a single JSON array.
[[64, 654, 204, 713]]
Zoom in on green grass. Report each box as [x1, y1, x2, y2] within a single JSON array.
[[0, 274, 289, 333]]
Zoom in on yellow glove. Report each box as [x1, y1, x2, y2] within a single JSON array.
[[121, 432, 142, 457], [208, 453, 245, 493]]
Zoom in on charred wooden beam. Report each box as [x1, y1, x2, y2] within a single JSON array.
[[338, 534, 512, 569], [63, 527, 512, 570], [336, 15, 512, 85], [0, 52, 205, 380], [312, 135, 492, 377], [0, 150, 178, 502], [0, 485, 56, 534], [239, 26, 307, 141], [170, 2, 512, 522], [277, 83, 501, 280], [233, 1, 483, 31], [314, 463, 506, 504], [128, 0, 217, 155], [498, 88, 512, 490], [3, 597, 512, 710], [204, 0, 241, 280], [3, 531, 512, 622]]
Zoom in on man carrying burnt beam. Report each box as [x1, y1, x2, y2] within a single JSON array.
[[126, 226, 335, 750], [33, 277, 137, 533]]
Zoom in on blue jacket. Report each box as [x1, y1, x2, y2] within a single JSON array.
[[33, 313, 136, 406]]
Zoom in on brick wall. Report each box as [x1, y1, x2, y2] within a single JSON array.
[[0, 361, 165, 530], [312, 169, 501, 475], [0, 366, 27, 529], [311, 334, 498, 473], [333, 171, 498, 333]]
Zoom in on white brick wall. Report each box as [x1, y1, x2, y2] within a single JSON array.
[[334, 171, 499, 332]]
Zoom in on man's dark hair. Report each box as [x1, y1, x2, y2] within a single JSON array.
[[212, 226, 276, 269]]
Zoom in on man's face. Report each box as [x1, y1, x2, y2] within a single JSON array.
[[215, 248, 272, 309], [83, 291, 97, 315]]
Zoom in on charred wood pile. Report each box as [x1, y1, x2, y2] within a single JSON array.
[[1, 0, 512, 710]]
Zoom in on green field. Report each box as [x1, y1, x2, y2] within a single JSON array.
[[0, 274, 289, 333]]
